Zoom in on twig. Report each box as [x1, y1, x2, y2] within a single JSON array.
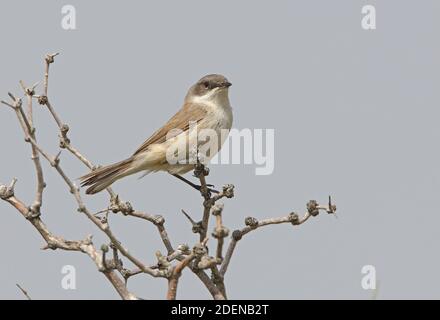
[[122, 244, 190, 283], [35, 98, 117, 199], [108, 196, 174, 254], [43, 52, 59, 98], [167, 253, 196, 300], [18, 80, 38, 125], [18, 81, 45, 215], [193, 163, 234, 242], [211, 203, 229, 261], [16, 283, 31, 300], [167, 238, 210, 300], [194, 163, 212, 242], [220, 200, 336, 277], [181, 209, 203, 234], [35, 53, 116, 199]]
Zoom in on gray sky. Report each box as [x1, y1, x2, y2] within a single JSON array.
[[1, 0, 439, 299]]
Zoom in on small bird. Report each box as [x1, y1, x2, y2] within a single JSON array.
[[80, 74, 233, 194]]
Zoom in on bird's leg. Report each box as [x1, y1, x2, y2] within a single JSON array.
[[172, 174, 219, 194]]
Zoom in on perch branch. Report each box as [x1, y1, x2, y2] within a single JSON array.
[[193, 163, 234, 242]]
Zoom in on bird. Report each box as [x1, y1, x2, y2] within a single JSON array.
[[80, 74, 233, 195]]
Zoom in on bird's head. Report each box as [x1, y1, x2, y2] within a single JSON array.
[[186, 74, 232, 103]]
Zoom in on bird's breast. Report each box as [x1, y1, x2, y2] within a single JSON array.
[[202, 102, 233, 131]]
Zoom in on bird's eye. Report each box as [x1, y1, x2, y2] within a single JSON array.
[[203, 82, 210, 89]]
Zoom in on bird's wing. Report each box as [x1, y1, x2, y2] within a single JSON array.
[[133, 102, 207, 156]]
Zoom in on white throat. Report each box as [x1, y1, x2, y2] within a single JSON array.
[[188, 88, 231, 110]]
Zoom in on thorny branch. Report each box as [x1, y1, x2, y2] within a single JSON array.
[[0, 53, 336, 300]]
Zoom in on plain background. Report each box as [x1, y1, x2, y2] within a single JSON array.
[[0, 0, 439, 299]]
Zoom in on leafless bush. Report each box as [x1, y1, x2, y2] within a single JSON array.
[[0, 54, 336, 300]]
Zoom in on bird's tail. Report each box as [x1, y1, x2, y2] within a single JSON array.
[[80, 157, 136, 194]]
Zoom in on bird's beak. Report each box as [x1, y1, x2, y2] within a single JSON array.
[[223, 81, 232, 88]]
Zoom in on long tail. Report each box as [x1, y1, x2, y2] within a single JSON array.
[[80, 157, 136, 194]]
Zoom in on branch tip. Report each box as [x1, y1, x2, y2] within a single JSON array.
[[45, 52, 60, 64], [244, 216, 259, 228], [0, 178, 17, 200]]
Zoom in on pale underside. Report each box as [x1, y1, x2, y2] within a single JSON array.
[[132, 99, 233, 177]]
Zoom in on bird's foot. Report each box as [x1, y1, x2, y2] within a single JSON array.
[[172, 174, 219, 195], [194, 184, 220, 195]]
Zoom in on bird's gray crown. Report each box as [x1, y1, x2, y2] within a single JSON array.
[[188, 74, 232, 97]]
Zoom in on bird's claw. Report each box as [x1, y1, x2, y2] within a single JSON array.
[[194, 184, 219, 195]]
